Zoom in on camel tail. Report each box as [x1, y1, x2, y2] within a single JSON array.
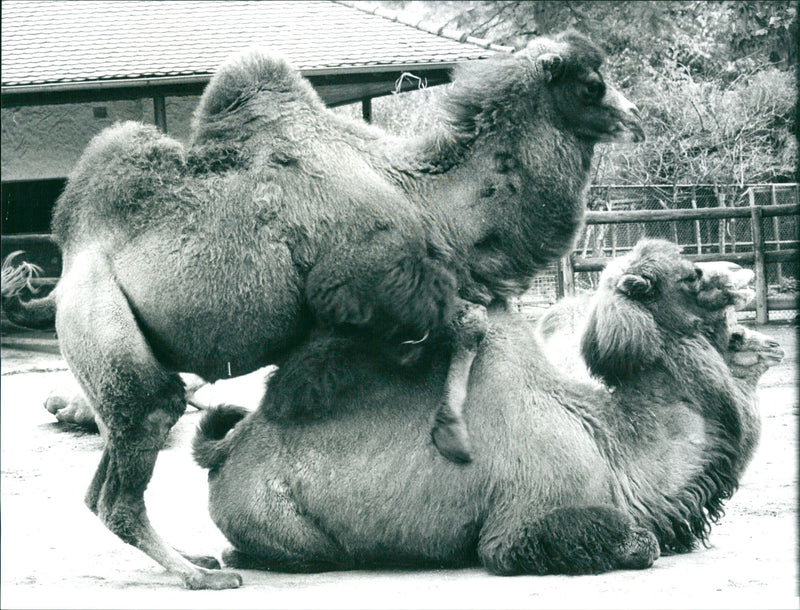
[[192, 405, 250, 470], [1, 251, 57, 329]]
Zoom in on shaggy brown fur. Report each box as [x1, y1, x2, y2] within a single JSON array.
[[193, 239, 781, 575], [5, 30, 642, 588], [535, 257, 756, 384]]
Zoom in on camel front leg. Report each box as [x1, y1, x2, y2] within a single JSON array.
[[431, 300, 488, 463], [479, 505, 660, 575]]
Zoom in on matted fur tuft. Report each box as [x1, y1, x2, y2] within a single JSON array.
[[580, 290, 661, 385], [192, 405, 250, 470]]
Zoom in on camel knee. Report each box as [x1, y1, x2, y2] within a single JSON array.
[[480, 506, 659, 576], [85, 423, 172, 521], [102, 501, 149, 546], [450, 301, 488, 351]]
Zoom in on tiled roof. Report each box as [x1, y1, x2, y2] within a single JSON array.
[[1, 0, 501, 91]]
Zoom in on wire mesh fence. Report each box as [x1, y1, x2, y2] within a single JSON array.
[[514, 183, 799, 323]]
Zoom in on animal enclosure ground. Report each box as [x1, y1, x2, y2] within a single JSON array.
[[0, 324, 797, 610]]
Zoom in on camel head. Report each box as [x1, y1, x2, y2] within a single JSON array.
[[523, 30, 644, 144], [726, 324, 784, 382], [580, 239, 755, 385], [442, 30, 643, 146]]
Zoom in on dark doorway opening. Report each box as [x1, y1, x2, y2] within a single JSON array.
[[1, 178, 67, 234]]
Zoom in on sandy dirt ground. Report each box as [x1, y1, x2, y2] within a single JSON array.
[[1, 324, 797, 610]]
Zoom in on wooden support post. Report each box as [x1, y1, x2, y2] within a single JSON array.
[[771, 184, 783, 284], [671, 187, 679, 245], [749, 189, 768, 324], [560, 255, 575, 297], [153, 95, 167, 132], [555, 259, 565, 298], [718, 191, 726, 255], [691, 186, 702, 253], [361, 97, 372, 123]]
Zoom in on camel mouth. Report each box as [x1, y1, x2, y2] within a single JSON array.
[[601, 120, 645, 143], [729, 337, 784, 367], [762, 346, 785, 364], [597, 89, 645, 143], [581, 120, 645, 144]]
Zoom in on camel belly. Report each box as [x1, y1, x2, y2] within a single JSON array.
[[112, 232, 307, 380], [209, 393, 486, 568]]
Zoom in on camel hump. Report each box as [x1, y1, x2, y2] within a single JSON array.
[[51, 121, 188, 244], [78, 121, 185, 169], [191, 47, 324, 146], [192, 405, 250, 470]]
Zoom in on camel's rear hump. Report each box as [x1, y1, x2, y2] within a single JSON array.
[[51, 122, 188, 246]]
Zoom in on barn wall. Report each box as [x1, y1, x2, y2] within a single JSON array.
[[1, 96, 200, 181]]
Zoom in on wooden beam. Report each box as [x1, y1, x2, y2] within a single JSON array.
[[582, 204, 800, 224], [153, 95, 167, 132], [570, 249, 798, 272], [361, 97, 372, 123], [1, 69, 454, 109], [315, 72, 450, 107], [749, 190, 768, 324]]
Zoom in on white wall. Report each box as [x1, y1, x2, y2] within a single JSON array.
[[1, 95, 201, 181]]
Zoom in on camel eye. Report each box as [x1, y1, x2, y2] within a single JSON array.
[[682, 268, 702, 284], [583, 79, 605, 101]]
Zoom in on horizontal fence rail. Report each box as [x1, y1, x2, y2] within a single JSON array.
[[582, 203, 799, 224]]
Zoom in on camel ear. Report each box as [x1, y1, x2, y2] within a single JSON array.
[[616, 273, 654, 300], [539, 53, 564, 82]]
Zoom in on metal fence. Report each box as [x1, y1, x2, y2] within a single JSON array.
[[513, 183, 799, 323]]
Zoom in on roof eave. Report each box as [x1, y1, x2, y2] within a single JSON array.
[[0, 60, 475, 108]]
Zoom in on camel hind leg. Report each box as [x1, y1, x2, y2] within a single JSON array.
[[55, 251, 241, 589]]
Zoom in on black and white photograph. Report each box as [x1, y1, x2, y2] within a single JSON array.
[[1, 1, 797, 608]]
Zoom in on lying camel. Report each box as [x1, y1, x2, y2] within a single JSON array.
[[194, 239, 782, 575], [3, 30, 642, 588]]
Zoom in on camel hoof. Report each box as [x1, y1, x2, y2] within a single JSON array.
[[183, 567, 243, 590], [45, 393, 98, 430], [614, 528, 660, 570], [432, 421, 473, 464]]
